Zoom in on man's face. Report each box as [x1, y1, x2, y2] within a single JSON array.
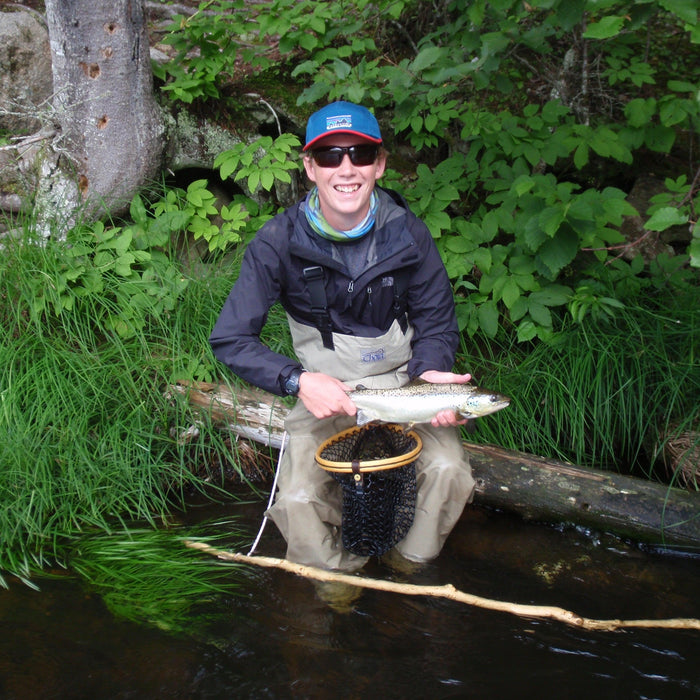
[[303, 134, 386, 231]]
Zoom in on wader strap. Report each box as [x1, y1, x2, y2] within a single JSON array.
[[303, 265, 410, 350], [303, 266, 335, 350], [392, 269, 409, 334]]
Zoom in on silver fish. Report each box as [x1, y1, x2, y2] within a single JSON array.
[[348, 381, 510, 426]]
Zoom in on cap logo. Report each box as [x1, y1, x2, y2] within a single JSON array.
[[326, 114, 352, 131]]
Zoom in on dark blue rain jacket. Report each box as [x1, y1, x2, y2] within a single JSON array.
[[209, 187, 460, 395]]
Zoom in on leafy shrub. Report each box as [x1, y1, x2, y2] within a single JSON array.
[[156, 0, 699, 345]]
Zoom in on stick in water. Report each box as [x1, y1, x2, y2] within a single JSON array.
[[184, 540, 700, 632]]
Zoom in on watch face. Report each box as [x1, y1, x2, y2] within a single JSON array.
[[285, 371, 300, 395]]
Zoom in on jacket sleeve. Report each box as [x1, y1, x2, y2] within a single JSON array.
[[209, 221, 302, 396], [403, 217, 460, 378]]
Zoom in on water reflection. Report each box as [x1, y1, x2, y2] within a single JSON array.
[[0, 500, 698, 699]]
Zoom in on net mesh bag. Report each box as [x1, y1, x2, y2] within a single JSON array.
[[315, 423, 422, 557]]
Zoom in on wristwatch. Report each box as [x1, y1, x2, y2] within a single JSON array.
[[283, 367, 306, 396]]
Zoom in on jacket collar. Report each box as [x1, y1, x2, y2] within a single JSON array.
[[288, 187, 420, 273]]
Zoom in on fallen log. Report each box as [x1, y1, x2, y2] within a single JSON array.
[[169, 380, 700, 549]]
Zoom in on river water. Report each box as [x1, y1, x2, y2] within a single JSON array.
[[0, 495, 698, 699]]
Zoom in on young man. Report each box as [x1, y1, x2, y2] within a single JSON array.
[[210, 101, 475, 572]]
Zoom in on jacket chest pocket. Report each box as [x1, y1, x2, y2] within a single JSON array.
[[353, 276, 407, 327]]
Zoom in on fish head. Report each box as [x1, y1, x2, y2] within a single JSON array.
[[457, 387, 510, 419]]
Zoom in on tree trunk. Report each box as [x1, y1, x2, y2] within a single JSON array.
[[169, 380, 700, 549], [43, 0, 164, 229]]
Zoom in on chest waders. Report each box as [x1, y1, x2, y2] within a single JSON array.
[[265, 316, 476, 572]]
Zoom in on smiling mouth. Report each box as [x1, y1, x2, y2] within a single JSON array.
[[335, 184, 360, 193]]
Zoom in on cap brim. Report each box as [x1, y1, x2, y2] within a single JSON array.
[[303, 130, 383, 151]]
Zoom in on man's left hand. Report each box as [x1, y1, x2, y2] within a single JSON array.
[[419, 370, 473, 428]]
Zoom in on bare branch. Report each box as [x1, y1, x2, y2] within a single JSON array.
[[186, 540, 700, 632]]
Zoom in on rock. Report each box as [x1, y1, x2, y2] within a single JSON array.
[[619, 175, 686, 261]]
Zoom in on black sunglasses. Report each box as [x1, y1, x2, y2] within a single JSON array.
[[310, 144, 379, 168]]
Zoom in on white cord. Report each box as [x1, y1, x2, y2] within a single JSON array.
[[248, 430, 288, 555]]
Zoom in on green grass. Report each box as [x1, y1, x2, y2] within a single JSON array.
[[0, 220, 246, 584], [462, 288, 700, 481], [0, 207, 697, 592], [67, 519, 254, 634]]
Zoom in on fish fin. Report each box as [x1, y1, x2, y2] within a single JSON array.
[[354, 383, 369, 391], [356, 409, 373, 426]]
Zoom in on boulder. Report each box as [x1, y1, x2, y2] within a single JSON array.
[[620, 175, 689, 261]]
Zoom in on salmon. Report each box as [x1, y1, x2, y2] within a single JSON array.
[[348, 381, 510, 426]]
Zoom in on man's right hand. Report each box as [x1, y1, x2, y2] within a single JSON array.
[[297, 371, 357, 420]]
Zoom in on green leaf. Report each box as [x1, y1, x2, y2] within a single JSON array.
[[689, 231, 700, 268], [659, 98, 690, 127], [658, 0, 699, 24], [509, 297, 528, 322], [129, 194, 148, 225], [111, 230, 133, 256], [477, 300, 499, 338], [298, 32, 318, 51], [536, 227, 579, 279], [217, 154, 238, 181], [424, 112, 439, 132], [501, 276, 521, 309], [528, 300, 552, 327], [186, 190, 203, 207], [624, 98, 656, 128], [480, 211, 501, 241], [540, 206, 566, 237], [260, 170, 275, 191], [444, 235, 476, 254], [583, 16, 626, 40], [644, 125, 676, 153], [114, 253, 136, 277], [424, 210, 452, 237], [309, 15, 325, 34], [93, 251, 113, 270], [574, 143, 589, 169], [434, 185, 460, 203], [471, 247, 493, 273], [410, 46, 448, 73], [247, 170, 260, 193], [516, 320, 537, 342], [529, 287, 573, 310], [668, 80, 698, 93], [332, 58, 352, 80], [556, 0, 585, 31], [645, 207, 688, 231], [513, 175, 536, 196]]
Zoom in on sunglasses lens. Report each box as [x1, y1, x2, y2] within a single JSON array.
[[313, 149, 343, 167], [350, 144, 378, 165], [312, 145, 378, 168]]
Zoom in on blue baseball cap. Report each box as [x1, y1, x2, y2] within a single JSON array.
[[303, 101, 382, 151]]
